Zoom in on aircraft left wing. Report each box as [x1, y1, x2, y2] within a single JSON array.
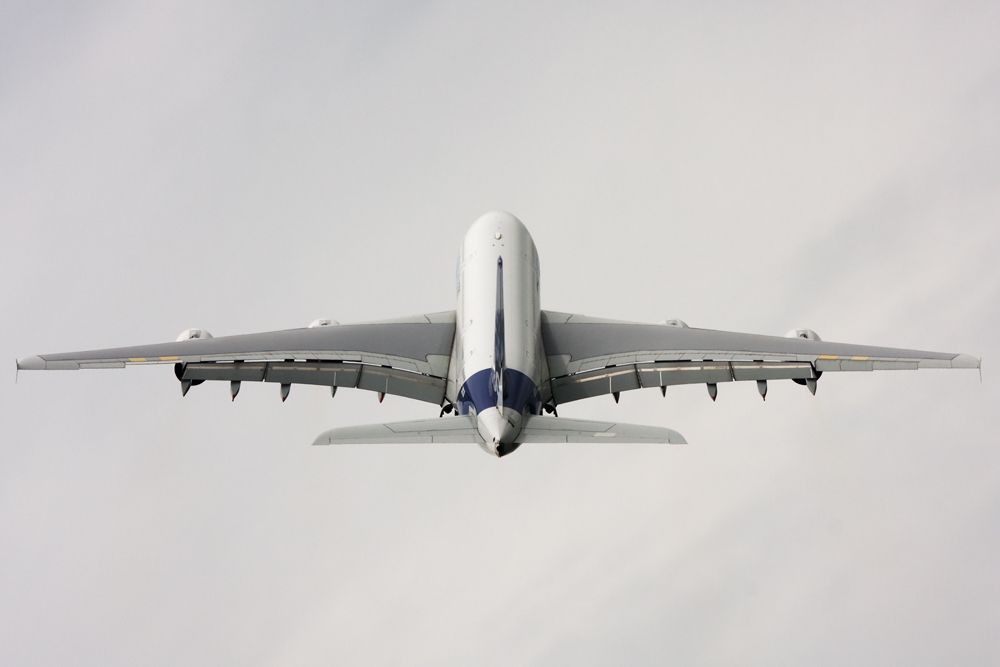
[[541, 310, 980, 404], [17, 312, 456, 405]]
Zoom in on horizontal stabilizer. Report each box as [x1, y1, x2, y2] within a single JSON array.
[[518, 415, 687, 444], [312, 416, 482, 445], [311, 415, 685, 446]]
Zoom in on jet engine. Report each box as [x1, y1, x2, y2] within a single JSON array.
[[174, 328, 213, 395], [662, 319, 689, 328], [784, 328, 821, 341], [175, 328, 214, 342], [308, 319, 339, 328], [785, 328, 822, 393]]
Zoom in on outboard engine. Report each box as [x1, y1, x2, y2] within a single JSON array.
[[175, 328, 213, 341], [784, 328, 821, 341], [174, 328, 213, 395], [785, 329, 822, 393]]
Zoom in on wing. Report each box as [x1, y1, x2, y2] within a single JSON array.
[[541, 311, 980, 405], [17, 312, 456, 405]]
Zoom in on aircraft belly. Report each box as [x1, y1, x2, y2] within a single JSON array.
[[456, 211, 542, 416]]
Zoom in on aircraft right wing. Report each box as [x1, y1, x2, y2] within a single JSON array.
[[17, 312, 456, 405]]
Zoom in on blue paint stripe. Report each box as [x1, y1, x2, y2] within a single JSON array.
[[457, 367, 541, 416]]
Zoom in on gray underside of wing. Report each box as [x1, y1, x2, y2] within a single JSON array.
[[518, 416, 687, 444], [313, 416, 483, 445], [17, 312, 456, 405], [17, 312, 455, 377], [541, 310, 980, 404]]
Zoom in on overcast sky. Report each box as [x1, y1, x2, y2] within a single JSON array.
[[2, 2, 998, 664]]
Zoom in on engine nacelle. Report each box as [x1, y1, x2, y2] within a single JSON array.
[[786, 328, 823, 393], [175, 328, 214, 342], [308, 319, 339, 328], [785, 328, 821, 341], [173, 329, 214, 396], [662, 319, 689, 328]]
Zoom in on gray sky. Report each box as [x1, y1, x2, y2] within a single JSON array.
[[2, 2, 998, 664]]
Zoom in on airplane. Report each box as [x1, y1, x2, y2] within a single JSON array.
[[16, 211, 980, 457]]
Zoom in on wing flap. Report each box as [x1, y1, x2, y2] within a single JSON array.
[[180, 360, 445, 404], [552, 360, 815, 404]]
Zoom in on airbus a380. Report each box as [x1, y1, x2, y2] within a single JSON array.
[[17, 211, 980, 457]]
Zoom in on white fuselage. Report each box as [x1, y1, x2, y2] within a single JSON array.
[[450, 211, 547, 455]]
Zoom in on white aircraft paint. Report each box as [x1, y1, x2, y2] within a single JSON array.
[[452, 211, 547, 455]]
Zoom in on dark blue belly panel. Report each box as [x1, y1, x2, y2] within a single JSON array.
[[457, 368, 541, 416]]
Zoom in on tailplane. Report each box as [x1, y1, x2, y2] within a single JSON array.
[[518, 416, 687, 444], [312, 416, 481, 445], [311, 415, 686, 446]]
